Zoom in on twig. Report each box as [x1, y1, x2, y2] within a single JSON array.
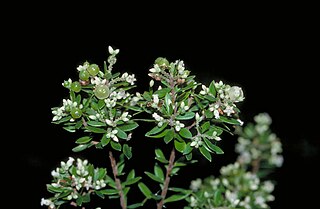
[[157, 148, 176, 209], [109, 151, 127, 209], [251, 158, 261, 174]]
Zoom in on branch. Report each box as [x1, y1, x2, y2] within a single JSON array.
[[157, 148, 176, 209], [109, 151, 127, 209], [251, 158, 261, 174]]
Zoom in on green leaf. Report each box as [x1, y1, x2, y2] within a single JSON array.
[[123, 144, 132, 159], [179, 128, 192, 139], [147, 129, 170, 138], [116, 128, 128, 139], [176, 112, 195, 120], [204, 138, 224, 154], [95, 190, 105, 199], [87, 120, 106, 127], [163, 194, 190, 203], [117, 163, 125, 175], [155, 149, 166, 160], [72, 144, 89, 152], [219, 116, 241, 125], [201, 121, 210, 133], [199, 146, 212, 162], [98, 99, 105, 109], [204, 110, 213, 119], [186, 152, 192, 160], [154, 165, 164, 181], [124, 177, 142, 186], [183, 142, 193, 155], [145, 171, 163, 183], [209, 80, 217, 96], [155, 149, 168, 163], [70, 90, 76, 101], [52, 116, 72, 124], [164, 129, 174, 144], [142, 91, 152, 101], [118, 122, 139, 132], [138, 182, 153, 198], [98, 168, 107, 179], [86, 126, 107, 133], [126, 169, 135, 181], [101, 134, 111, 147], [110, 141, 122, 151], [145, 123, 168, 136], [100, 189, 119, 195], [75, 120, 82, 129], [205, 127, 223, 137], [174, 140, 186, 153], [154, 87, 171, 98], [164, 93, 172, 113], [169, 187, 192, 193], [82, 193, 91, 203], [47, 184, 64, 193], [204, 95, 216, 102], [214, 189, 222, 205], [127, 203, 144, 209], [76, 195, 83, 206], [76, 136, 92, 144], [127, 106, 143, 112], [63, 126, 76, 132], [194, 96, 204, 109]]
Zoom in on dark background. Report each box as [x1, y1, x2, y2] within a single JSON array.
[[13, 9, 319, 209]]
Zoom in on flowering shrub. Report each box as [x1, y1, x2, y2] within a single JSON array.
[[186, 113, 283, 209], [41, 46, 247, 209]]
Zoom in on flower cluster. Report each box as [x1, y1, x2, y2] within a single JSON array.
[[143, 57, 245, 162], [187, 162, 275, 209], [40, 157, 109, 209], [185, 113, 283, 209], [51, 46, 140, 157], [235, 112, 283, 171]]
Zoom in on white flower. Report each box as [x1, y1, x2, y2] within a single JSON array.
[[152, 94, 159, 105], [149, 80, 154, 87], [40, 198, 54, 208], [223, 105, 235, 116], [152, 112, 165, 127], [190, 137, 203, 148], [174, 121, 185, 132], [254, 112, 272, 125], [212, 131, 222, 141], [108, 46, 119, 55], [120, 112, 130, 122], [106, 129, 119, 142], [149, 64, 161, 73], [77, 63, 89, 71], [200, 85, 209, 95], [227, 86, 244, 102], [190, 178, 202, 191], [262, 181, 275, 192]]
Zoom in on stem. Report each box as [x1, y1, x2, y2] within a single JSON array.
[[109, 151, 127, 209], [157, 148, 176, 209], [251, 158, 261, 174]]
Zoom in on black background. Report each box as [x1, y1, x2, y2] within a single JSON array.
[[11, 7, 319, 209]]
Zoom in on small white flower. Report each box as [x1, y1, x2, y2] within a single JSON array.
[[223, 105, 235, 116], [200, 85, 209, 95], [152, 94, 159, 105], [190, 178, 202, 191], [212, 131, 222, 141], [174, 121, 185, 132], [190, 137, 203, 148], [149, 80, 154, 87], [108, 46, 119, 55]]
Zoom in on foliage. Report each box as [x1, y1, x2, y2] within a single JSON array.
[[41, 46, 254, 209], [185, 113, 283, 209]]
